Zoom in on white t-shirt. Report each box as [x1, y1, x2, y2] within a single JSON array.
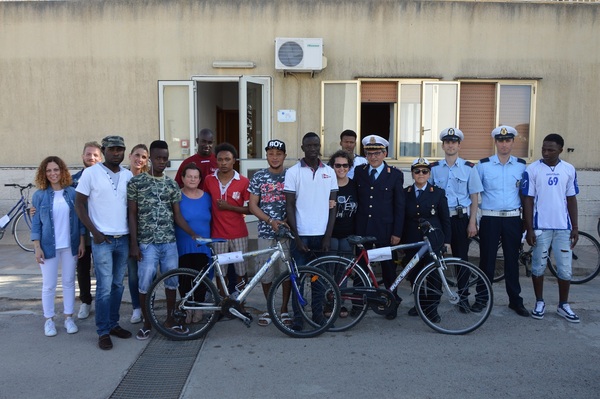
[[348, 155, 368, 179], [52, 190, 70, 249], [75, 163, 132, 235], [284, 160, 338, 236], [521, 159, 578, 230]]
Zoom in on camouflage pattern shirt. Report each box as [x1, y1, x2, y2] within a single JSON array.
[[127, 173, 182, 244], [248, 168, 287, 239]]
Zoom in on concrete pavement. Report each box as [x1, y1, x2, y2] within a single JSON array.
[[1, 242, 600, 399]]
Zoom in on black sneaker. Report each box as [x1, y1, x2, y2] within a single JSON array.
[[470, 301, 487, 313]]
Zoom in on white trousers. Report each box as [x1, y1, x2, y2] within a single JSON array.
[[39, 248, 77, 318]]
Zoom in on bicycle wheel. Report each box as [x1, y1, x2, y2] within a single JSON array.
[[547, 231, 600, 284], [13, 211, 34, 252], [268, 266, 341, 338], [307, 256, 371, 332], [414, 260, 493, 335], [467, 236, 504, 282], [146, 268, 220, 341]]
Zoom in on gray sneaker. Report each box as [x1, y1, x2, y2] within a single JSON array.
[[78, 303, 91, 319]]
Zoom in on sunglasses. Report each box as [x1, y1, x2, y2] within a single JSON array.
[[412, 168, 430, 175], [334, 163, 350, 169]]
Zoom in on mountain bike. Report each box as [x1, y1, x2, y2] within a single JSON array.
[[0, 183, 34, 252], [307, 222, 493, 335], [467, 231, 600, 284], [145, 228, 341, 340]]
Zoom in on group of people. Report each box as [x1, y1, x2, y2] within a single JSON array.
[[29, 124, 580, 349]]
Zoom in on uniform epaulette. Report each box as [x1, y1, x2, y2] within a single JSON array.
[[360, 164, 369, 170], [517, 158, 526, 164], [479, 157, 490, 163], [429, 161, 440, 167], [464, 160, 475, 168]]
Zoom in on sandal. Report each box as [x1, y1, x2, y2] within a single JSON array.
[[185, 311, 193, 324], [258, 312, 271, 327], [136, 328, 151, 341], [168, 325, 190, 334], [339, 307, 349, 318], [281, 312, 293, 326]]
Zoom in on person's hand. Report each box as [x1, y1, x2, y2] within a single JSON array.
[[390, 235, 400, 245], [78, 243, 85, 259], [295, 237, 309, 253], [35, 247, 45, 265], [130, 244, 142, 261], [216, 199, 231, 210], [329, 200, 336, 209], [525, 229, 536, 247], [29, 206, 37, 217], [570, 229, 579, 249], [467, 221, 478, 238], [92, 231, 109, 245]]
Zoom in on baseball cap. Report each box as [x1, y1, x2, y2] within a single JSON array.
[[101, 135, 125, 148], [265, 139, 286, 153]]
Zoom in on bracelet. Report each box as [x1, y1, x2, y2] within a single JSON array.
[[267, 217, 273, 224]]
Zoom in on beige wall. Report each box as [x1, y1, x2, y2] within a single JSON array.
[[1, 0, 599, 219]]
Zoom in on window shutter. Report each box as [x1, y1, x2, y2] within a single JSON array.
[[459, 83, 496, 161], [361, 82, 398, 103]]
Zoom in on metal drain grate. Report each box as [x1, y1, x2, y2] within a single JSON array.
[[109, 334, 205, 399]]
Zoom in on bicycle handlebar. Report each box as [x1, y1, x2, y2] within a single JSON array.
[[4, 183, 34, 189]]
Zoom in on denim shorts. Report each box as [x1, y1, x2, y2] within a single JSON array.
[[137, 242, 179, 293], [532, 229, 572, 280]]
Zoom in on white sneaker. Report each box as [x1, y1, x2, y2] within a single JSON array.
[[130, 308, 143, 324], [64, 317, 79, 334], [78, 303, 90, 319], [557, 303, 580, 323], [531, 301, 545, 320], [44, 319, 57, 337]]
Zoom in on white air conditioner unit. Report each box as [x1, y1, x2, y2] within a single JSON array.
[[275, 37, 324, 72]]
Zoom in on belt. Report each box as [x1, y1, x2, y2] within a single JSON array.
[[104, 234, 128, 239], [480, 209, 521, 217], [449, 209, 468, 217]]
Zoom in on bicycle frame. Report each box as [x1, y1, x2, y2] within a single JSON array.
[[181, 239, 301, 317]]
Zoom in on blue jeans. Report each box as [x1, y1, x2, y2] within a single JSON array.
[[127, 257, 140, 309], [532, 229, 572, 280], [137, 242, 179, 293], [92, 235, 129, 336]]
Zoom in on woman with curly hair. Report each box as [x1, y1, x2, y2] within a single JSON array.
[[31, 156, 85, 337]]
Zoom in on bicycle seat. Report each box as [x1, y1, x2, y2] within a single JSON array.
[[347, 235, 378, 245]]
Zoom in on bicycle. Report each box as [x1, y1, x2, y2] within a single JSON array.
[[467, 231, 600, 284], [307, 221, 494, 335], [0, 183, 34, 252], [145, 228, 341, 340]]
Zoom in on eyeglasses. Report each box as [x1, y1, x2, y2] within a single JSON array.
[[365, 151, 384, 157], [333, 163, 350, 169], [412, 169, 430, 175]]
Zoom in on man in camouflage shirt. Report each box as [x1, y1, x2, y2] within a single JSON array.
[[248, 139, 291, 326], [127, 140, 198, 340]]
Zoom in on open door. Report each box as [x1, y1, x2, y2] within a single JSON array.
[[239, 76, 271, 179], [158, 80, 196, 172]]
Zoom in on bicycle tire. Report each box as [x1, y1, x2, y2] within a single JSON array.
[[547, 231, 600, 284], [146, 268, 220, 341], [13, 211, 34, 252], [414, 260, 493, 335], [307, 256, 371, 332], [467, 236, 504, 283], [268, 266, 341, 338]]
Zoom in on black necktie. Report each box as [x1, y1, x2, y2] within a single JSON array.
[[370, 169, 377, 184], [416, 189, 422, 198]]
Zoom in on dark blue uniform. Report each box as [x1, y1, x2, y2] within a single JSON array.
[[354, 162, 405, 290]]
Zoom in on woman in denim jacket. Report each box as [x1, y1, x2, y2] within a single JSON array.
[[31, 156, 85, 337]]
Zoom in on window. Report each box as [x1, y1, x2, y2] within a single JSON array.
[[322, 79, 537, 162]]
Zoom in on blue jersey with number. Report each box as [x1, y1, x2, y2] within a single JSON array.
[[521, 159, 578, 230]]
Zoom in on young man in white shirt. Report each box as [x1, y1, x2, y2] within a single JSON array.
[[522, 133, 580, 323]]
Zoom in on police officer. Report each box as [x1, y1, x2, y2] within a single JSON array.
[[430, 128, 483, 313], [354, 134, 405, 318], [475, 126, 528, 317], [403, 158, 451, 322]]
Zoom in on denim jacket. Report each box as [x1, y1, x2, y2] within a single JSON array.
[[30, 186, 84, 258]]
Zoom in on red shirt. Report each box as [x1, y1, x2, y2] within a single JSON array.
[[204, 171, 250, 239], [175, 153, 218, 190]]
